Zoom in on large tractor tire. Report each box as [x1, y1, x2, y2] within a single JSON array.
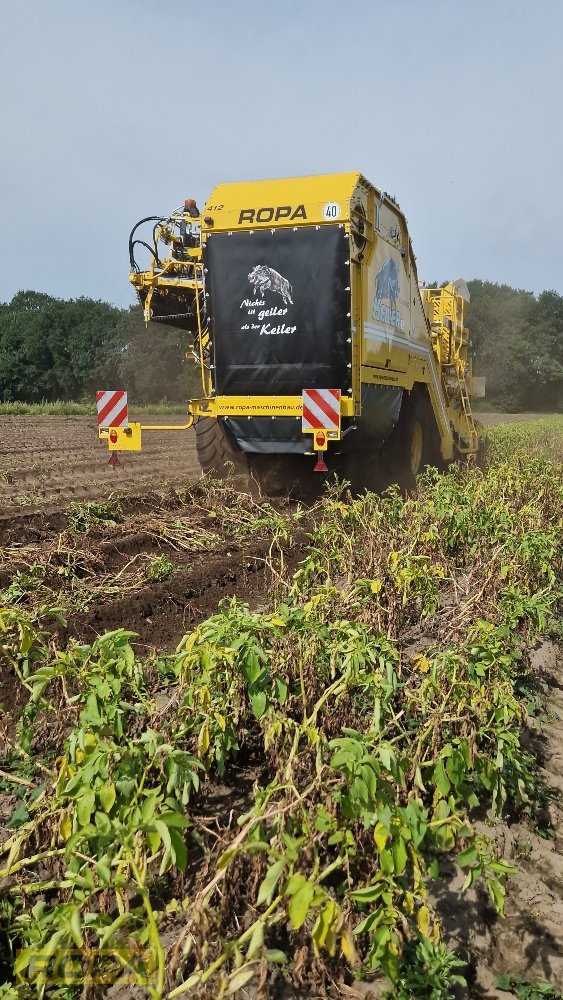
[[404, 388, 444, 480], [195, 418, 315, 499], [249, 454, 322, 500], [474, 423, 488, 469], [381, 387, 443, 489], [195, 418, 249, 481]]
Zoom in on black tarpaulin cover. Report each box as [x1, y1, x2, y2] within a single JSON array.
[[205, 226, 351, 396]]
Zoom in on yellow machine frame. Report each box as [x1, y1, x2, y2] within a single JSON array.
[[103, 173, 483, 462]]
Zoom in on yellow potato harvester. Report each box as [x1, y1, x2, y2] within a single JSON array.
[[101, 173, 485, 493]]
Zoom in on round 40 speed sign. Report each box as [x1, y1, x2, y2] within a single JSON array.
[[322, 202, 341, 220]]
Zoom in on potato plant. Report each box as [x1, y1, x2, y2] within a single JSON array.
[[0, 418, 562, 998]]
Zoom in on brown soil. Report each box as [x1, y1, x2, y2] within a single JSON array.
[[477, 412, 558, 426], [0, 412, 553, 514], [0, 414, 201, 511], [435, 639, 563, 996]]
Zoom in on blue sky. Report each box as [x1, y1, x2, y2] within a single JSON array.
[[2, 0, 561, 306]]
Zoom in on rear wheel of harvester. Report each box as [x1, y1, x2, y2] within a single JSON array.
[[408, 415, 424, 477], [474, 423, 488, 470], [390, 388, 443, 488], [195, 417, 249, 482], [195, 419, 319, 499], [248, 454, 323, 501]]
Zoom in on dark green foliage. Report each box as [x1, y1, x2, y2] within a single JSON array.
[[468, 281, 563, 412], [114, 306, 200, 403], [0, 292, 200, 404], [495, 973, 563, 998], [0, 291, 123, 403], [2, 280, 563, 410]]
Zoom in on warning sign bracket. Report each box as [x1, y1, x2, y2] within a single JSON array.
[[302, 389, 342, 440]]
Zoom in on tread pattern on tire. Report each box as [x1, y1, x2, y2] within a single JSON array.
[[379, 387, 443, 488], [195, 418, 249, 478]]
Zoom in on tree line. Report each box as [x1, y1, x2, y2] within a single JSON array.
[[0, 291, 199, 405], [467, 280, 563, 412], [0, 283, 562, 410]]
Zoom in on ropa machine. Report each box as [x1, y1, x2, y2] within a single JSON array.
[[101, 173, 485, 493]]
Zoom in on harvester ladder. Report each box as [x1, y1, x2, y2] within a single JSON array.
[[452, 365, 478, 453], [423, 283, 479, 455]]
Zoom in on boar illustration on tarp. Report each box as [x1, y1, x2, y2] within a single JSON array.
[[375, 258, 400, 309], [248, 265, 293, 306]]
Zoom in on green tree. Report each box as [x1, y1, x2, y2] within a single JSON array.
[[0, 291, 122, 402], [115, 307, 201, 404], [467, 280, 563, 411], [0, 293, 201, 404]]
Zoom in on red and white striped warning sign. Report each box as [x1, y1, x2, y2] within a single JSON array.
[[302, 389, 341, 431], [96, 390, 128, 428]]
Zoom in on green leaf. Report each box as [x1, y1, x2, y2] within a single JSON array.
[[315, 805, 335, 833], [379, 746, 395, 773], [360, 762, 377, 800], [257, 859, 284, 907], [274, 677, 288, 704], [98, 781, 116, 813], [349, 884, 382, 903], [374, 821, 389, 851], [284, 872, 306, 896], [350, 776, 369, 807], [169, 827, 188, 872], [245, 922, 264, 960], [445, 750, 466, 788], [353, 909, 383, 936], [330, 738, 364, 768], [152, 820, 172, 852], [29, 782, 46, 803], [457, 844, 479, 868], [69, 908, 82, 947], [392, 838, 407, 875], [226, 968, 255, 995], [486, 877, 506, 915], [77, 789, 95, 827], [14, 947, 35, 976], [98, 912, 134, 948], [96, 860, 111, 883], [94, 811, 112, 835], [80, 691, 102, 726], [147, 829, 161, 854], [7, 802, 29, 829], [217, 847, 237, 870], [428, 859, 440, 879], [433, 759, 451, 797], [264, 949, 288, 964], [159, 810, 191, 828], [250, 690, 267, 719], [488, 860, 517, 875], [380, 848, 394, 874], [288, 880, 315, 930]]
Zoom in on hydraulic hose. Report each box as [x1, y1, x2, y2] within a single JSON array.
[[128, 216, 166, 270]]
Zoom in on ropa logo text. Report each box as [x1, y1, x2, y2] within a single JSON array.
[[238, 205, 307, 224]]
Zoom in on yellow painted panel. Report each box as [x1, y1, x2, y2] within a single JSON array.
[[101, 422, 142, 451], [202, 173, 361, 231], [189, 395, 354, 417]]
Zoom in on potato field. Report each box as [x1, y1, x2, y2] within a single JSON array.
[[1, 416, 563, 1000]]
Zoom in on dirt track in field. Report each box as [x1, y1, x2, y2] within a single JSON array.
[[0, 486, 297, 655], [0, 414, 201, 511], [0, 412, 551, 514], [0, 410, 551, 653]]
